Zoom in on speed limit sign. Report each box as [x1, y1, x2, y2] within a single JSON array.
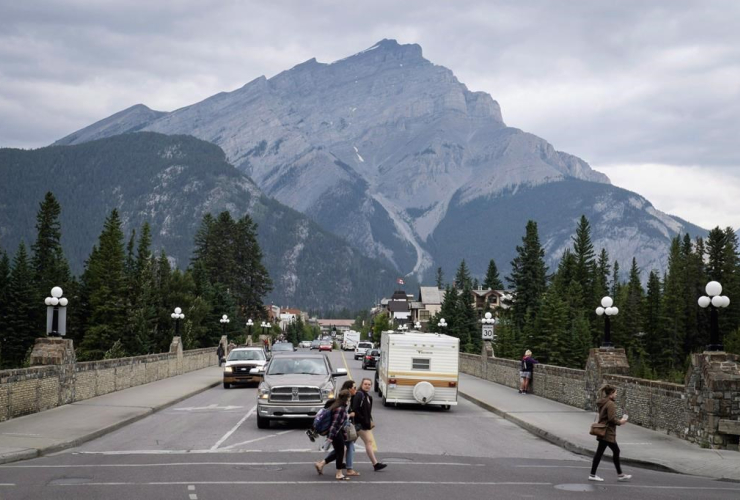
[[482, 324, 494, 340]]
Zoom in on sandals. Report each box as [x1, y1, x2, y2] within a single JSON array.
[[314, 462, 324, 475], [346, 470, 361, 476], [335, 475, 350, 481]]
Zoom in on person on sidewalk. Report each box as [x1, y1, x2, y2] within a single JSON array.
[[314, 380, 360, 477], [353, 378, 387, 471], [519, 350, 538, 394], [216, 344, 225, 366], [589, 384, 632, 482]]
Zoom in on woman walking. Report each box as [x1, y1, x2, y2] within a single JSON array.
[[314, 381, 360, 476], [589, 385, 631, 482], [353, 378, 387, 471], [322, 389, 352, 481]]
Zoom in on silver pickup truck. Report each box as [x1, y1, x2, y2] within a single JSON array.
[[253, 352, 347, 429]]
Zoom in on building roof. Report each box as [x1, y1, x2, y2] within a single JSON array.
[[419, 286, 444, 305], [391, 290, 408, 300], [316, 319, 355, 328], [409, 301, 423, 309]]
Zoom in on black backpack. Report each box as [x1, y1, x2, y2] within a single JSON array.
[[521, 358, 527, 371]]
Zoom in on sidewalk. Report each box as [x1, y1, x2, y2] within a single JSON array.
[[458, 372, 740, 481], [0, 366, 221, 464]]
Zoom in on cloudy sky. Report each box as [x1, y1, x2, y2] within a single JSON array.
[[1, 0, 738, 229]]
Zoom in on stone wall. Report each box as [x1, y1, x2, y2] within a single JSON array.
[[460, 349, 740, 451], [0, 339, 218, 422]]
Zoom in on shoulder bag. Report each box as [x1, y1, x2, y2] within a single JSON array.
[[589, 412, 607, 438]]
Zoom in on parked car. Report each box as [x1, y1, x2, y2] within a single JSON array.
[[362, 348, 380, 370], [272, 342, 297, 353], [310, 339, 321, 350], [223, 347, 268, 388], [354, 341, 374, 360], [319, 340, 333, 352], [299, 340, 312, 348], [255, 352, 347, 428]]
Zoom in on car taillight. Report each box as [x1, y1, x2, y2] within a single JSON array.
[[448, 381, 457, 387], [389, 378, 397, 384], [365, 356, 372, 359]]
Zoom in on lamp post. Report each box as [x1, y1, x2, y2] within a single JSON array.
[[595, 296, 618, 348], [246, 318, 254, 343], [413, 321, 422, 331], [220, 314, 230, 337], [260, 321, 270, 337], [398, 323, 408, 333], [437, 318, 447, 332], [171, 307, 185, 336], [44, 286, 69, 337], [481, 311, 495, 341], [698, 281, 730, 352]]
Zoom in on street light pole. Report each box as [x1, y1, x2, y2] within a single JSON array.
[[171, 307, 185, 336], [246, 318, 254, 343], [437, 318, 447, 333], [595, 296, 618, 348], [698, 280, 730, 351], [220, 314, 230, 337], [44, 286, 69, 337]]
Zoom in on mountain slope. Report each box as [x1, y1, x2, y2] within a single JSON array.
[[0, 133, 404, 309], [53, 39, 701, 282]]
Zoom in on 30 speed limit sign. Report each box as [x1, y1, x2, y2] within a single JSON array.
[[482, 324, 494, 340]]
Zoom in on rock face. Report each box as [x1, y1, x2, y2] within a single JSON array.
[[1, 133, 403, 309], [54, 39, 703, 281]]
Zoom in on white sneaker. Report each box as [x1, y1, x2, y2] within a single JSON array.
[[618, 474, 632, 482], [588, 475, 604, 482]]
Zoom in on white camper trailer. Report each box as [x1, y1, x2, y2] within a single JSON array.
[[374, 331, 459, 409]]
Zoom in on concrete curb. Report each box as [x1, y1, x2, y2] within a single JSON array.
[[459, 391, 680, 475], [0, 379, 221, 465]]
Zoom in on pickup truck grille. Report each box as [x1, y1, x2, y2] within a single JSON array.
[[231, 364, 257, 373], [270, 386, 322, 403]]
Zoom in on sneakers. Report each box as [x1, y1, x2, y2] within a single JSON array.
[[588, 475, 604, 482], [618, 474, 632, 482], [373, 462, 388, 471], [518, 390, 522, 394]]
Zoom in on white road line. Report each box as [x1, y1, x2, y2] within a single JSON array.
[[2, 461, 485, 469], [189, 494, 198, 500], [340, 350, 352, 380], [188, 485, 195, 490], [0, 483, 16, 486], [210, 405, 256, 450], [221, 430, 294, 450]]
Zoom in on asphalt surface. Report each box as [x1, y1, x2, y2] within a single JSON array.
[[1, 348, 739, 499]]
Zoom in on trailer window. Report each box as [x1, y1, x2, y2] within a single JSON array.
[[412, 358, 430, 370]]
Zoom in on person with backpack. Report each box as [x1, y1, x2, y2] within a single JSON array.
[[589, 384, 631, 482], [216, 344, 225, 366], [314, 390, 352, 480], [519, 349, 538, 394], [352, 378, 387, 471], [313, 380, 360, 476]]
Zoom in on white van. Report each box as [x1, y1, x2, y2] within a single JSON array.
[[374, 331, 459, 409], [353, 341, 374, 360]]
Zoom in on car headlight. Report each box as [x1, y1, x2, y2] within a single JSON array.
[[258, 384, 270, 400], [321, 383, 334, 400], [223, 366, 233, 373]]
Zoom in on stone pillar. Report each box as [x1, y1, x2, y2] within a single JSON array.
[[169, 336, 184, 375], [29, 337, 76, 405], [685, 352, 740, 450], [481, 341, 493, 377], [584, 347, 630, 411]]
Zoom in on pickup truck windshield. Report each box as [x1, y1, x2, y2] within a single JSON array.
[[267, 358, 328, 375], [227, 350, 265, 361]]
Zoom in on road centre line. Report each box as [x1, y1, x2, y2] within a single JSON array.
[[221, 430, 294, 449], [3, 461, 485, 469], [189, 495, 197, 500], [0, 483, 16, 486], [210, 405, 256, 450], [188, 485, 195, 490], [340, 350, 352, 380]]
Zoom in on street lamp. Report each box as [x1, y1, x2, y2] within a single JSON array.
[[413, 321, 422, 331], [698, 281, 730, 352], [171, 307, 185, 336], [220, 314, 230, 336], [246, 318, 254, 342], [260, 321, 270, 337], [44, 286, 69, 337], [398, 323, 408, 332], [595, 296, 618, 348], [437, 318, 447, 332]]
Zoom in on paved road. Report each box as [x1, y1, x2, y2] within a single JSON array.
[[1, 349, 739, 499]]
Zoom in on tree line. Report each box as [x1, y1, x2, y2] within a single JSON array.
[[0, 192, 273, 367], [425, 216, 739, 382]]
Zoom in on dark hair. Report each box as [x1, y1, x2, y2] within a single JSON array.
[[340, 380, 356, 391], [600, 384, 616, 397], [329, 389, 351, 411]]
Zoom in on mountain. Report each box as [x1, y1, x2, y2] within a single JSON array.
[[54, 39, 704, 281], [0, 133, 407, 310]]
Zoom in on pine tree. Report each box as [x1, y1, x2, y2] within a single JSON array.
[[233, 214, 273, 319], [458, 283, 479, 352], [619, 258, 644, 353], [533, 289, 568, 365], [4, 244, 38, 367], [661, 236, 686, 371], [643, 270, 665, 372], [455, 260, 472, 290], [0, 249, 10, 363], [79, 210, 128, 360], [483, 259, 504, 290], [572, 215, 596, 307], [507, 221, 549, 331], [435, 267, 444, 288]]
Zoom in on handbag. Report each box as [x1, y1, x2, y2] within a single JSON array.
[[346, 420, 358, 442], [589, 412, 607, 438]]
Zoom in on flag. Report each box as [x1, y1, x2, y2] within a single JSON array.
[[397, 278, 405, 285]]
